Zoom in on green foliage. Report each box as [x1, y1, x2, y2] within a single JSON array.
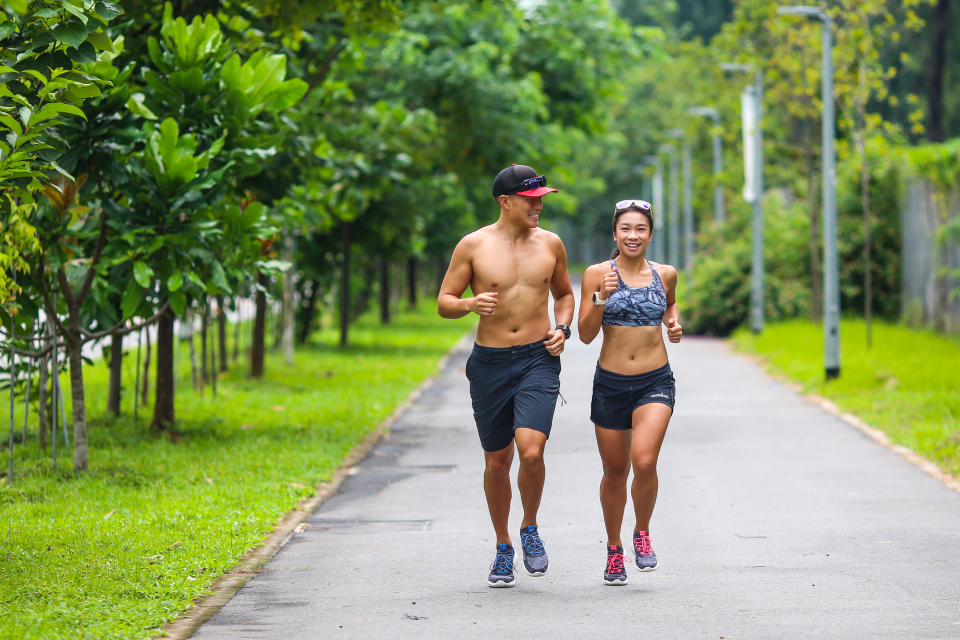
[[0, 0, 122, 214], [836, 135, 905, 318], [684, 192, 811, 336], [0, 304, 473, 640], [0, 207, 39, 309], [907, 138, 960, 194], [732, 318, 960, 478]]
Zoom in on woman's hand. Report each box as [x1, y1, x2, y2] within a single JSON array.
[[666, 319, 682, 343], [598, 264, 619, 301]]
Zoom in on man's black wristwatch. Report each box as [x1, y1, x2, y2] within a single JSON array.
[[555, 324, 571, 340]]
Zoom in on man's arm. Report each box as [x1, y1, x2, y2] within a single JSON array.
[[541, 236, 574, 355], [437, 236, 497, 319], [549, 237, 575, 328]]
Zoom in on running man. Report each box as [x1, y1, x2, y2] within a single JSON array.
[[437, 164, 575, 587]]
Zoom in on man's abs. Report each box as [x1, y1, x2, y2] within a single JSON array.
[[475, 287, 553, 347]]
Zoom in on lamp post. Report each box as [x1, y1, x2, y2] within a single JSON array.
[[721, 62, 764, 334], [658, 143, 680, 268], [688, 106, 725, 224], [669, 129, 695, 270], [644, 155, 665, 262], [778, 5, 839, 380]]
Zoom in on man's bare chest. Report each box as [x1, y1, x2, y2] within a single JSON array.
[[471, 248, 556, 293]]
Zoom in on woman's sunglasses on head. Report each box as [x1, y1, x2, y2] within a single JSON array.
[[615, 199, 652, 213]]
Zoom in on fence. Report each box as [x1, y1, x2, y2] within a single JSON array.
[[902, 179, 960, 332]]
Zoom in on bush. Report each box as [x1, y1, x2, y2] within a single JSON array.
[[836, 136, 905, 320], [683, 192, 811, 336]]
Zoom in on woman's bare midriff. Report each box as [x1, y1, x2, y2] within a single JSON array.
[[597, 324, 668, 374]]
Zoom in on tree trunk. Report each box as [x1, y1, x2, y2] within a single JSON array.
[[201, 303, 209, 386], [8, 305, 15, 482], [407, 257, 418, 310], [209, 311, 217, 399], [282, 237, 295, 365], [251, 272, 268, 378], [151, 305, 175, 431], [217, 295, 227, 372], [928, 0, 949, 142], [187, 310, 199, 392], [339, 222, 351, 348], [37, 349, 48, 450], [273, 289, 284, 351], [134, 327, 142, 422], [65, 317, 88, 472], [22, 323, 34, 444], [232, 298, 240, 363], [379, 257, 391, 324], [106, 329, 123, 415], [297, 282, 319, 345], [141, 325, 151, 405]]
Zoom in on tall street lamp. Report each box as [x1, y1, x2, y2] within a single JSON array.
[[778, 5, 840, 379], [688, 106, 725, 224], [659, 143, 680, 268], [670, 129, 695, 271], [644, 155, 665, 262], [722, 62, 764, 334]]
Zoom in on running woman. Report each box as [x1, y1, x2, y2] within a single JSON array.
[[577, 198, 682, 585], [438, 164, 575, 587]]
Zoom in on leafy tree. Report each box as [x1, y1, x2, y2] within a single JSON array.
[[122, 3, 306, 423], [2, 0, 128, 471]]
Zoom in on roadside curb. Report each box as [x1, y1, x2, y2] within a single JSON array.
[[726, 340, 960, 497], [156, 331, 475, 640]]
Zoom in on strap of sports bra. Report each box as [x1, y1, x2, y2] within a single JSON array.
[[610, 259, 626, 286], [652, 262, 667, 290]]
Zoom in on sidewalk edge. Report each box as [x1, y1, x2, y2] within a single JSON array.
[[726, 342, 960, 496], [155, 331, 475, 640]]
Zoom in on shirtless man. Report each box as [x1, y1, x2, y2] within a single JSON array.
[[437, 164, 575, 588]]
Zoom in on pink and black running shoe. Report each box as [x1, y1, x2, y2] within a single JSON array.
[[603, 545, 627, 585], [633, 530, 658, 572]]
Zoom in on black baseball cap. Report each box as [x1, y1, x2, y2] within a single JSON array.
[[492, 164, 559, 198]]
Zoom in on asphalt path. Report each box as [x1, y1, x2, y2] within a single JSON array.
[[191, 312, 960, 639]]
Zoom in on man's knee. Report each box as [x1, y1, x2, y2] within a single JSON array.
[[518, 446, 544, 469], [485, 446, 513, 475], [602, 461, 630, 483], [515, 427, 547, 466]]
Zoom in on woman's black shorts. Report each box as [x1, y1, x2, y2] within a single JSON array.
[[590, 362, 675, 431], [465, 341, 561, 452]]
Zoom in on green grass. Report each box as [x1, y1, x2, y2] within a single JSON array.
[[0, 301, 473, 640], [731, 318, 960, 478]]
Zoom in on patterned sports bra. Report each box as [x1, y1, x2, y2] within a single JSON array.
[[602, 259, 667, 327]]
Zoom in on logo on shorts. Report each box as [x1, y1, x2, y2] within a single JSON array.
[[650, 393, 670, 399]]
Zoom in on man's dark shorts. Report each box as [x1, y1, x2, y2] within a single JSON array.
[[591, 362, 675, 431], [465, 341, 561, 452]]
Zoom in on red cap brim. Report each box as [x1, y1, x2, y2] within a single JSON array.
[[516, 186, 559, 197]]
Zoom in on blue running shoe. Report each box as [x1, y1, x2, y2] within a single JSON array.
[[603, 545, 628, 585], [519, 525, 548, 576], [633, 530, 658, 572], [488, 543, 516, 587]]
